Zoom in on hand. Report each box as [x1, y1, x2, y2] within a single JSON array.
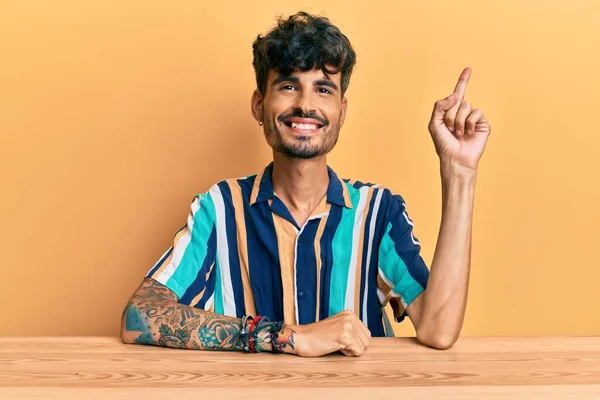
[[291, 310, 372, 357], [428, 67, 492, 171]]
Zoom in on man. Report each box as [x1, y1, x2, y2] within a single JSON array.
[[120, 11, 491, 357]]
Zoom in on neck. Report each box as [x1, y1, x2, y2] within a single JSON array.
[[271, 152, 329, 213]]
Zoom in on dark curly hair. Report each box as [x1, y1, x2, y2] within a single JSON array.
[[252, 12, 356, 97]]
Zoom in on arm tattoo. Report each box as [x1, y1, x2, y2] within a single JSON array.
[[121, 278, 296, 353], [272, 326, 296, 352]]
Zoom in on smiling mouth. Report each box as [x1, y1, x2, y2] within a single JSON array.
[[282, 121, 325, 134]]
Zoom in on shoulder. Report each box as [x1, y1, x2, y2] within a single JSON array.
[[341, 178, 407, 213], [189, 174, 259, 211], [192, 174, 258, 197]]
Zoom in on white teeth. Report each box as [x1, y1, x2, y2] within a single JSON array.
[[291, 122, 319, 130]]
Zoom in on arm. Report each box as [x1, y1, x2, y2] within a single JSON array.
[[406, 163, 476, 349], [120, 278, 371, 356], [407, 67, 491, 349], [120, 277, 296, 352]]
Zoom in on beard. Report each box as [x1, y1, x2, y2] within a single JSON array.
[[264, 117, 341, 159]]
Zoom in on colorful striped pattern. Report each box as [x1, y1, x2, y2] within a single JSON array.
[[147, 163, 429, 337]]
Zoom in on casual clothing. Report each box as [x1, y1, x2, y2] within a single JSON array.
[[146, 163, 429, 337]]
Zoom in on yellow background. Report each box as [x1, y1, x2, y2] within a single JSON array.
[[1, 0, 598, 337]]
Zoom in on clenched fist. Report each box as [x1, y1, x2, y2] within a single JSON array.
[[290, 310, 372, 357]]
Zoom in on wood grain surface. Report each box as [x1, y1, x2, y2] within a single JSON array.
[[1, 336, 599, 399]]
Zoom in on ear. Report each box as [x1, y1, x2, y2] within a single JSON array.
[[250, 89, 264, 123], [339, 96, 348, 127]]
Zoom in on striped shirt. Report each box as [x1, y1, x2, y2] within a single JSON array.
[[146, 163, 429, 337]]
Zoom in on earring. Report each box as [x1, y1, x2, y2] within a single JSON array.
[[258, 120, 264, 126]]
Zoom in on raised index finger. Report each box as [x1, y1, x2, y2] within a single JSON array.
[[453, 67, 472, 102]]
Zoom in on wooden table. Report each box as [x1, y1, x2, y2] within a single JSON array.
[[1, 336, 600, 399]]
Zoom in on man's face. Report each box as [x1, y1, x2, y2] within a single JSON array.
[[252, 68, 347, 159]]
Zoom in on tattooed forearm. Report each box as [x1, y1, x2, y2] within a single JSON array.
[[120, 278, 296, 353], [121, 278, 243, 350]]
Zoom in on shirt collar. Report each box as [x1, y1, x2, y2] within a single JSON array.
[[249, 162, 353, 209]]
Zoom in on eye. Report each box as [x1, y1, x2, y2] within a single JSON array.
[[281, 84, 297, 91], [317, 87, 332, 94]]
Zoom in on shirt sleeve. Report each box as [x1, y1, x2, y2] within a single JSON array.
[[146, 192, 218, 309], [377, 191, 429, 323]]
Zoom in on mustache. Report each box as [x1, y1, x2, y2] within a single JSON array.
[[278, 111, 329, 126]]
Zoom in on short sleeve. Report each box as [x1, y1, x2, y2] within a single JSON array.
[[377, 191, 429, 323], [146, 192, 218, 308]]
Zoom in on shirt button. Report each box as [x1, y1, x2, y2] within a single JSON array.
[[299, 291, 305, 300]]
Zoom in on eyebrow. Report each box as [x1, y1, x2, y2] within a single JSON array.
[[314, 79, 339, 92], [271, 74, 339, 92], [272, 75, 300, 86]]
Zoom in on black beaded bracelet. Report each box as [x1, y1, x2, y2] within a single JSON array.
[[240, 315, 253, 353]]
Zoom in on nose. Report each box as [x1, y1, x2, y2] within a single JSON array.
[[293, 89, 316, 116]]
